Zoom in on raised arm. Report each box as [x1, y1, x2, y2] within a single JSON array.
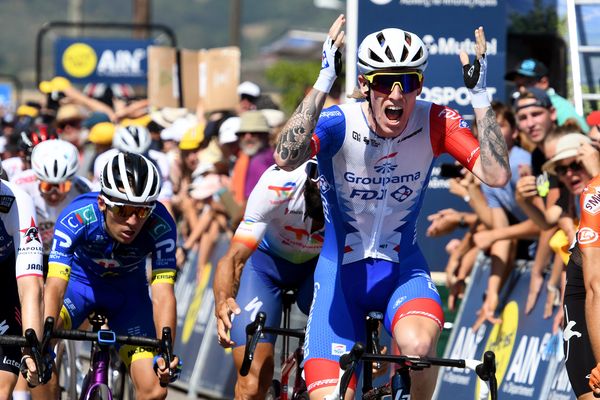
[[275, 14, 345, 171], [459, 27, 510, 187]]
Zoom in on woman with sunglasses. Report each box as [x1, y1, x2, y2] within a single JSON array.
[[213, 159, 324, 399], [537, 133, 600, 399], [274, 15, 510, 400], [38, 152, 181, 400]]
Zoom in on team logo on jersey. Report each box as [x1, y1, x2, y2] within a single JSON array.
[[459, 119, 469, 129], [20, 218, 41, 244], [583, 190, 600, 215], [374, 153, 398, 174], [268, 182, 296, 204], [60, 204, 97, 234], [0, 195, 15, 213], [147, 214, 171, 240], [578, 227, 599, 245], [391, 185, 413, 202]]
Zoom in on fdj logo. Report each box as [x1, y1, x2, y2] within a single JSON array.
[[60, 204, 98, 234], [350, 185, 413, 203], [374, 152, 398, 174]]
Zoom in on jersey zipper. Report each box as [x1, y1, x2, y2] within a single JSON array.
[[369, 138, 392, 258]]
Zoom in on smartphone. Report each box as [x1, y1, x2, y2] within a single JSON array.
[[439, 163, 464, 179]]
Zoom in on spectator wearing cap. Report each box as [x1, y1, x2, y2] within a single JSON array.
[[237, 81, 261, 113], [506, 58, 589, 132], [512, 86, 567, 316], [86, 122, 116, 176], [230, 110, 275, 207], [218, 116, 241, 173]]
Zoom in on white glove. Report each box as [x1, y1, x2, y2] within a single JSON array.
[[314, 36, 341, 94]]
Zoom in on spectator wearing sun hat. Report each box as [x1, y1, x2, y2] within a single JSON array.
[[230, 110, 274, 206], [506, 58, 589, 132]]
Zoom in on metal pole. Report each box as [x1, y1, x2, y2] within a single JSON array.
[[230, 0, 241, 47], [133, 0, 151, 38]]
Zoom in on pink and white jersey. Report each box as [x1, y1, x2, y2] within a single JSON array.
[[313, 101, 480, 265], [233, 162, 324, 264], [0, 180, 43, 278], [11, 170, 92, 254]]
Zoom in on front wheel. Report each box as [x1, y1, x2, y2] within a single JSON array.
[[266, 379, 281, 400], [89, 383, 111, 400], [54, 339, 78, 400]]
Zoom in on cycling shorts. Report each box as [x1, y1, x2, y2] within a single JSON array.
[[60, 266, 158, 367], [0, 251, 24, 375], [302, 254, 443, 393], [230, 249, 316, 347], [563, 259, 596, 397]]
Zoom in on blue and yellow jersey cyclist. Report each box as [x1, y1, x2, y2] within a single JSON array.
[[42, 152, 180, 399]]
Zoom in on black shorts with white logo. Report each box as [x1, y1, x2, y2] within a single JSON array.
[[564, 248, 597, 397], [0, 251, 24, 375]]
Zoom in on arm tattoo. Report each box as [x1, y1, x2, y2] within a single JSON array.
[[276, 89, 327, 168], [477, 107, 509, 172]]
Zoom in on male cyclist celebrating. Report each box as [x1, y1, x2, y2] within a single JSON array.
[[213, 159, 324, 399], [39, 152, 180, 400], [275, 15, 510, 400]]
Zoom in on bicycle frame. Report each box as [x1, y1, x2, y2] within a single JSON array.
[[79, 314, 115, 400]]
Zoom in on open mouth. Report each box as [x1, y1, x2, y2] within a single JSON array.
[[385, 106, 403, 121]]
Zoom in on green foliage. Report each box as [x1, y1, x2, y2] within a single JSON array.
[[508, 0, 559, 34], [265, 60, 321, 114]]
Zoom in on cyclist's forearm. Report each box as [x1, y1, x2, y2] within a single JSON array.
[[275, 88, 327, 171], [43, 277, 69, 325], [152, 286, 177, 341], [472, 107, 510, 187], [213, 248, 249, 304], [17, 276, 43, 337]]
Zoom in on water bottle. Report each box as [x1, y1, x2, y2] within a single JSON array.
[[391, 368, 411, 400]]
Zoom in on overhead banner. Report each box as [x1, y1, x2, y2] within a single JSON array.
[[435, 257, 575, 399], [352, 0, 506, 117], [55, 37, 153, 84]]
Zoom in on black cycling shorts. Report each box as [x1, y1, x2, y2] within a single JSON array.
[[0, 251, 24, 375], [563, 251, 597, 397]]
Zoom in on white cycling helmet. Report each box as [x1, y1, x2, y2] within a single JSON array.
[[101, 152, 161, 203], [31, 139, 79, 184], [113, 125, 152, 154], [357, 28, 428, 75]]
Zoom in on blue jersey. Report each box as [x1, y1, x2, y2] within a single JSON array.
[[49, 192, 177, 281]]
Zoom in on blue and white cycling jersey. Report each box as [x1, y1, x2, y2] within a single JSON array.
[[48, 192, 177, 281], [312, 101, 480, 265]]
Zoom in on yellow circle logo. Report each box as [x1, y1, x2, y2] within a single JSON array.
[[475, 301, 519, 399], [62, 43, 97, 78]]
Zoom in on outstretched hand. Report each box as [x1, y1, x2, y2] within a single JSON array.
[[215, 297, 241, 348], [314, 14, 345, 93], [459, 27, 490, 108]]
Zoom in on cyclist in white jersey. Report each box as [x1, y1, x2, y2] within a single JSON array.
[[214, 160, 324, 399], [92, 125, 173, 204], [0, 164, 45, 396], [11, 139, 92, 262], [274, 16, 510, 400]]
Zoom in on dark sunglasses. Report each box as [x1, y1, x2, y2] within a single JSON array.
[[101, 195, 155, 219], [555, 161, 583, 176], [364, 71, 423, 94], [305, 160, 319, 182]]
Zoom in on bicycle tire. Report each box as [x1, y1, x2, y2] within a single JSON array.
[[266, 379, 281, 400], [55, 339, 78, 400], [88, 383, 111, 400], [362, 383, 391, 400]]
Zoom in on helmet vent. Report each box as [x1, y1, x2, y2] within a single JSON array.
[[412, 48, 424, 63], [368, 50, 383, 63], [401, 46, 409, 62], [52, 160, 58, 176], [376, 32, 385, 47], [384, 46, 396, 62]]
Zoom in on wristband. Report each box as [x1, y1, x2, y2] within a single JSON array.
[[470, 91, 491, 109], [313, 74, 336, 94]]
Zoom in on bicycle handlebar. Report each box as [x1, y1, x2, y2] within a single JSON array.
[[240, 311, 306, 377], [338, 343, 498, 400], [240, 311, 266, 376]]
